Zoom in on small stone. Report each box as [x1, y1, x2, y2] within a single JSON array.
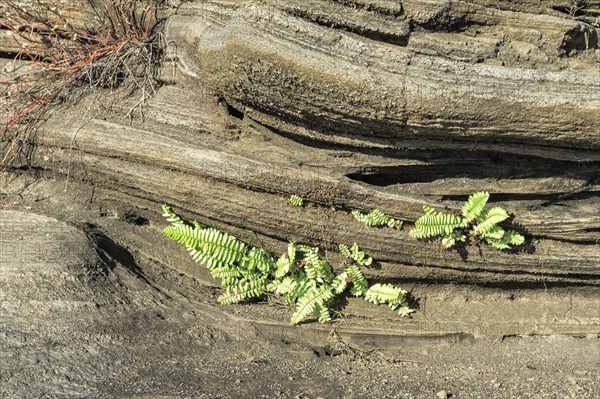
[[437, 390, 448, 399], [235, 379, 241, 384], [288, 376, 294, 381], [493, 383, 502, 388]]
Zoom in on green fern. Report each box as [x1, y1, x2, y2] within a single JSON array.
[[365, 283, 413, 316], [483, 228, 525, 250], [290, 285, 334, 325], [331, 272, 348, 294], [347, 264, 369, 297], [274, 243, 297, 278], [339, 243, 373, 266], [352, 209, 403, 230], [289, 195, 304, 207], [243, 247, 275, 275], [312, 302, 332, 323], [189, 229, 247, 269], [269, 276, 298, 295], [473, 207, 509, 235], [162, 204, 187, 227], [218, 276, 269, 305], [409, 210, 462, 239], [410, 193, 525, 250], [461, 191, 489, 222], [441, 230, 467, 249], [163, 206, 413, 324]]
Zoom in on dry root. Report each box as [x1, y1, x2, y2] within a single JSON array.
[[0, 0, 166, 168]]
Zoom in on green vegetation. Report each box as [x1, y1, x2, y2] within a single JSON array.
[[289, 195, 304, 207], [161, 192, 527, 323], [351, 209, 403, 229], [409, 191, 525, 249], [162, 205, 412, 324], [339, 243, 372, 267]]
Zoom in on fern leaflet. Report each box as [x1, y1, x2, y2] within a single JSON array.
[[290, 285, 335, 325], [473, 207, 509, 235], [162, 204, 187, 227], [289, 195, 304, 207], [461, 191, 489, 222], [409, 213, 462, 239], [347, 265, 368, 297], [365, 283, 413, 315], [339, 243, 373, 266], [331, 272, 348, 294], [352, 209, 403, 229], [218, 276, 269, 305]]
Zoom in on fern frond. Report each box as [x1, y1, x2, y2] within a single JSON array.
[[479, 225, 505, 240], [473, 207, 509, 235], [347, 265, 368, 297], [221, 277, 244, 291], [290, 285, 334, 325], [274, 243, 297, 278], [189, 230, 246, 269], [441, 230, 467, 249], [365, 283, 411, 315], [163, 224, 203, 249], [274, 255, 293, 278], [352, 209, 402, 229], [503, 230, 525, 246], [287, 277, 314, 302], [339, 243, 373, 266], [312, 302, 332, 323], [289, 195, 304, 207], [409, 213, 462, 239], [314, 260, 336, 284], [338, 243, 352, 259], [331, 272, 348, 294], [211, 266, 243, 280], [162, 204, 187, 227], [243, 247, 275, 275], [300, 246, 321, 268], [365, 283, 405, 305], [441, 236, 455, 249], [397, 306, 415, 316], [461, 191, 489, 222], [270, 276, 298, 295], [218, 277, 268, 305], [484, 229, 525, 250], [422, 205, 437, 215]]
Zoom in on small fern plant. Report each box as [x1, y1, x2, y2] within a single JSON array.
[[162, 205, 413, 324], [352, 209, 403, 229], [409, 192, 525, 250], [289, 195, 304, 207], [339, 242, 372, 266]]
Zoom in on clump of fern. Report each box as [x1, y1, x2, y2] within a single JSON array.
[[162, 205, 413, 324], [352, 209, 403, 229], [409, 192, 525, 250]]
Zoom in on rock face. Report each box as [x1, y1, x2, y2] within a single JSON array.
[[1, 2, 600, 397], [1, 3, 599, 286]]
